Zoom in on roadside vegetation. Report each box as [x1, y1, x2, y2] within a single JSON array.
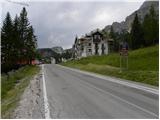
[[1, 65, 40, 118], [62, 45, 159, 86], [1, 7, 38, 73]]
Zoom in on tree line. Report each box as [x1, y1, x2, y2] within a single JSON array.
[[1, 7, 37, 73], [109, 5, 159, 51]]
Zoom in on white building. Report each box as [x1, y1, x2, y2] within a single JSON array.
[[73, 29, 113, 59]]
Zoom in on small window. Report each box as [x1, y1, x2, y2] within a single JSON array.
[[88, 49, 92, 52], [88, 43, 91, 46]]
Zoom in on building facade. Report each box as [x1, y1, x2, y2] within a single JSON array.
[[73, 29, 113, 59]]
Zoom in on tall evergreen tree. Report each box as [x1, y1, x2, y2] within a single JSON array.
[[130, 13, 144, 49], [143, 14, 151, 46], [149, 5, 159, 44], [1, 12, 14, 71], [18, 7, 30, 62], [12, 15, 21, 63], [25, 26, 37, 64], [142, 5, 159, 46], [1, 7, 38, 72]]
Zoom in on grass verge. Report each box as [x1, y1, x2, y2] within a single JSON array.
[[1, 65, 40, 118], [61, 45, 159, 86]]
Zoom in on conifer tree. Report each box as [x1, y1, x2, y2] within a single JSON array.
[[12, 15, 21, 63], [25, 26, 37, 64], [1, 12, 14, 71], [18, 7, 30, 62], [130, 13, 143, 49], [1, 7, 38, 72], [142, 5, 159, 46]]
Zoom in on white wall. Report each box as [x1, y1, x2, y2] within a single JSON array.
[[92, 43, 95, 55], [51, 58, 55, 64], [104, 41, 109, 55], [98, 43, 102, 55], [81, 46, 87, 57]]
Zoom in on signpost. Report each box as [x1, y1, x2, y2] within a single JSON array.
[[119, 41, 129, 72]]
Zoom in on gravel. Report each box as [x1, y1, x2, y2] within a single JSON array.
[[11, 69, 45, 119]]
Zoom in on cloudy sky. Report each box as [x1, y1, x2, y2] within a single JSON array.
[[1, 0, 145, 49]]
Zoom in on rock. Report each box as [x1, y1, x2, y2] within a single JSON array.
[[103, 1, 159, 33]]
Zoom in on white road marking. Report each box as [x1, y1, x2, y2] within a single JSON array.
[[82, 79, 159, 118], [58, 65, 158, 95], [42, 64, 51, 119]]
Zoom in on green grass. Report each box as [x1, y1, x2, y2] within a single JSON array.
[[1, 65, 40, 118], [61, 45, 159, 86]]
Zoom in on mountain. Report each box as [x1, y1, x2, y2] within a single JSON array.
[[52, 46, 63, 54], [37, 48, 54, 58], [103, 1, 159, 33]]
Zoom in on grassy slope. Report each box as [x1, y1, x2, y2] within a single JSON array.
[[1, 65, 40, 118], [62, 45, 159, 86]]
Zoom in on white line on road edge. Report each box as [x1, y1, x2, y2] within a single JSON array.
[[57, 65, 158, 95], [42, 64, 51, 119], [80, 78, 159, 118]]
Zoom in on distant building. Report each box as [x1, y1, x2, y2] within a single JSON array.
[[73, 29, 113, 59]]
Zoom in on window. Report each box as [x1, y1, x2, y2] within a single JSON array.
[[88, 49, 92, 52], [81, 45, 84, 51], [95, 43, 98, 55], [88, 43, 91, 46], [102, 44, 105, 54]]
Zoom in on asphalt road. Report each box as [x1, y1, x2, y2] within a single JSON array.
[[43, 64, 159, 119]]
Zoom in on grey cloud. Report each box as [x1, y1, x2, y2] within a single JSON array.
[[1, 1, 145, 49]]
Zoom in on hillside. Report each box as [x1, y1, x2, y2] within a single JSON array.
[[103, 1, 159, 33], [62, 45, 159, 86]]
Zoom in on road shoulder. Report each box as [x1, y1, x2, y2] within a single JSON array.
[[11, 69, 45, 119]]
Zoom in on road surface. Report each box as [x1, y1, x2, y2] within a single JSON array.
[[42, 64, 159, 119]]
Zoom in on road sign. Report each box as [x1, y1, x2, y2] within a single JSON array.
[[119, 42, 129, 72], [119, 42, 128, 56]]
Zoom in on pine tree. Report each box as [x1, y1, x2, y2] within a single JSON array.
[[143, 14, 151, 46], [12, 15, 21, 63], [149, 5, 159, 44], [1, 12, 14, 71], [18, 7, 30, 63], [130, 13, 143, 49], [1, 7, 38, 72], [143, 5, 159, 46], [25, 26, 37, 64]]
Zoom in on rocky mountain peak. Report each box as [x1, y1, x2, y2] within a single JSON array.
[[103, 1, 159, 33]]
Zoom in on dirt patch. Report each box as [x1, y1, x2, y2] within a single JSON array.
[[11, 70, 45, 119]]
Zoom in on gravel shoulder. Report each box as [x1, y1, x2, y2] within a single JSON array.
[[11, 69, 45, 119]]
